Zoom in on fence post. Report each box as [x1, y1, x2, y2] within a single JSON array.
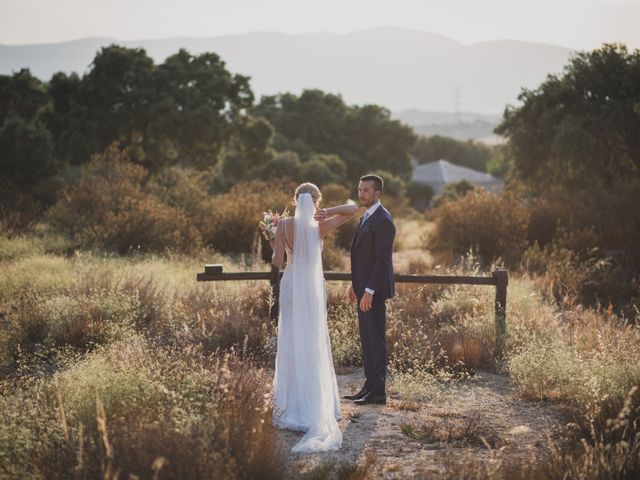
[[493, 268, 508, 361], [269, 265, 280, 321]]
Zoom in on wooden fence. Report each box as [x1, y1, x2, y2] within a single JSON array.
[[197, 266, 508, 358]]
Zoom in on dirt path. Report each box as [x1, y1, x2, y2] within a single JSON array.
[[276, 369, 570, 478]]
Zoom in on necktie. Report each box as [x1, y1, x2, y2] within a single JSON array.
[[362, 211, 370, 224]]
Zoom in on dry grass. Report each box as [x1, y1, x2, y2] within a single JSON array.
[[2, 226, 640, 478], [401, 410, 499, 447], [0, 337, 285, 479], [300, 451, 378, 480], [390, 400, 421, 411]]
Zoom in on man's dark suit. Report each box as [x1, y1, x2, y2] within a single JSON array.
[[350, 204, 396, 395]]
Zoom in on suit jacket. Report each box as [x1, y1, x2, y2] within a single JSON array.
[[350, 205, 396, 300]]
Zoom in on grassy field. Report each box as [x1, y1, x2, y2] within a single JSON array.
[[0, 220, 639, 479]]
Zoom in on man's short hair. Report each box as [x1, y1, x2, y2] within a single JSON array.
[[360, 174, 384, 193]]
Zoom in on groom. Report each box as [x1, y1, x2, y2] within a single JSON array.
[[345, 174, 396, 406]]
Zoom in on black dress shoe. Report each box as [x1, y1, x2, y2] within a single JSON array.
[[353, 391, 386, 405], [343, 387, 370, 401]]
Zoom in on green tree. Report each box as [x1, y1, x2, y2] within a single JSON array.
[[44, 72, 88, 165], [80, 45, 156, 164], [0, 117, 55, 186], [249, 151, 303, 182], [212, 116, 276, 189], [344, 104, 415, 179], [411, 135, 492, 172], [0, 68, 49, 125], [255, 90, 415, 181], [41, 46, 256, 171], [300, 154, 348, 186], [496, 43, 640, 190], [486, 145, 514, 178], [151, 49, 254, 168]]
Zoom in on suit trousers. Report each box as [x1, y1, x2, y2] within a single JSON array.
[[357, 295, 388, 395]]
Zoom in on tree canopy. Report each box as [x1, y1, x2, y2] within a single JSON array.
[[496, 44, 640, 190], [254, 90, 416, 182], [411, 135, 492, 172]]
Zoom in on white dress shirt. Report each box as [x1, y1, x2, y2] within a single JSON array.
[[362, 201, 381, 224]]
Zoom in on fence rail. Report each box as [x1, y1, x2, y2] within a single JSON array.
[[197, 266, 508, 358]]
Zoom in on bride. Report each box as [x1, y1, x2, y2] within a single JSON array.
[[270, 182, 358, 453]]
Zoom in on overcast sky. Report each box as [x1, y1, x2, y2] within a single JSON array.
[[1, 0, 638, 49]]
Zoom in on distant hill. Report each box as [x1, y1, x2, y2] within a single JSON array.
[[0, 27, 574, 114], [393, 110, 502, 142]]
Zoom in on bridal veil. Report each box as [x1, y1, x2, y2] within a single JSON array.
[[272, 192, 342, 453]]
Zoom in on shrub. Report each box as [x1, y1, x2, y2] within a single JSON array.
[[0, 234, 44, 261], [521, 182, 640, 312], [428, 189, 530, 266], [0, 188, 43, 236], [320, 183, 352, 205], [522, 226, 640, 313], [406, 181, 434, 209], [0, 289, 138, 374], [300, 154, 348, 187], [433, 179, 475, 207], [47, 144, 201, 253], [367, 169, 405, 196], [249, 151, 302, 183], [204, 179, 294, 255], [321, 236, 348, 271]]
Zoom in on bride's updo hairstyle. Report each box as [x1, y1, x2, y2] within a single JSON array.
[[294, 182, 322, 205]]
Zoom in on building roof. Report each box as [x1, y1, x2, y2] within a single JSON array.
[[411, 159, 503, 192]]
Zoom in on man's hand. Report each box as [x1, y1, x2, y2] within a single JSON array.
[[346, 284, 356, 303], [359, 292, 373, 312], [314, 208, 328, 222]]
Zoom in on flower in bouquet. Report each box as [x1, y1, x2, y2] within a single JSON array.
[[258, 208, 290, 241]]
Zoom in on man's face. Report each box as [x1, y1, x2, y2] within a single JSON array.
[[358, 180, 380, 208]]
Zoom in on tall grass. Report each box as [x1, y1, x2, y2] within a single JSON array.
[[0, 338, 284, 479], [2, 233, 639, 478]]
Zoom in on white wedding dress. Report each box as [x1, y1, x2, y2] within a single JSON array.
[[272, 193, 342, 453]]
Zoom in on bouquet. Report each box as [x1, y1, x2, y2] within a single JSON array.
[[258, 208, 290, 241]]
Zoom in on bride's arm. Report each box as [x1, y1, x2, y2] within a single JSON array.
[[271, 221, 286, 269], [318, 203, 359, 237]]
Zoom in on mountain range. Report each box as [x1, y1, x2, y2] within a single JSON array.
[[0, 27, 574, 118]]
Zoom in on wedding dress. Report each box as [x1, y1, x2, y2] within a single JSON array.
[[272, 193, 342, 453]]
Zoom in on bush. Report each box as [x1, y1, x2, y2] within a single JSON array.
[[320, 183, 352, 205], [299, 154, 348, 187], [429, 189, 530, 266], [433, 179, 475, 207], [0, 187, 44, 236], [521, 234, 640, 313], [47, 144, 201, 254], [368, 169, 405, 196], [249, 151, 302, 183], [521, 182, 640, 312], [204, 179, 294, 255], [406, 181, 434, 209]]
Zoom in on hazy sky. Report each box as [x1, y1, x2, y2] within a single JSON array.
[[1, 0, 638, 49]]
